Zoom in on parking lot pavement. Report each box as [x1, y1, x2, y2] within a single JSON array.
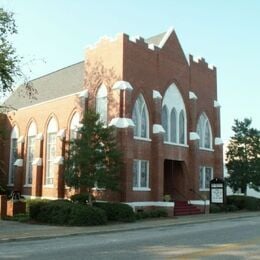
[[1, 211, 260, 242]]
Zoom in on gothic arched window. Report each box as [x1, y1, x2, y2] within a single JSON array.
[[96, 84, 108, 124], [9, 126, 19, 185], [132, 94, 149, 138], [45, 117, 58, 185], [162, 83, 187, 145], [197, 113, 213, 149], [26, 122, 37, 185]]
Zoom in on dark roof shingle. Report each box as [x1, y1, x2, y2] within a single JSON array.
[[3, 61, 84, 110]]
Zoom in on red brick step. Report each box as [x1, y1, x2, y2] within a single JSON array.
[[174, 200, 202, 216]]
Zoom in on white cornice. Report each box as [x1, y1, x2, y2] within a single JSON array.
[[109, 118, 135, 128], [153, 124, 165, 134], [112, 81, 133, 91], [153, 90, 162, 99]]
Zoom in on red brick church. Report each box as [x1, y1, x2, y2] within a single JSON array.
[[0, 28, 223, 211]]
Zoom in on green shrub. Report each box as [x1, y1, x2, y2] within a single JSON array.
[[210, 204, 222, 213], [224, 204, 239, 212], [69, 204, 107, 226], [8, 213, 30, 222], [29, 199, 107, 226], [135, 210, 150, 220], [70, 193, 94, 204], [135, 209, 168, 219], [227, 195, 260, 211], [94, 202, 135, 222], [28, 199, 49, 219], [149, 209, 168, 218]]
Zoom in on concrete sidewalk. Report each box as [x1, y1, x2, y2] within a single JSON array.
[[1, 211, 260, 243]]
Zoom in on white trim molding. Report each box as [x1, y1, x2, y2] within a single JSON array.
[[148, 44, 155, 50], [54, 156, 64, 165], [18, 136, 25, 143], [159, 27, 174, 48], [215, 137, 224, 145], [57, 129, 66, 140], [153, 90, 162, 99], [78, 89, 88, 98], [214, 100, 221, 108], [109, 118, 135, 128], [126, 201, 175, 211], [190, 132, 200, 141], [14, 159, 23, 167], [189, 200, 210, 206], [189, 91, 198, 100], [36, 133, 44, 140], [153, 124, 165, 134], [32, 157, 42, 166], [112, 81, 133, 91]]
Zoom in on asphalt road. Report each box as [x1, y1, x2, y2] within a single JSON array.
[[0, 215, 260, 259]]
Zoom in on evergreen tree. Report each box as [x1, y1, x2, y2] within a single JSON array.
[[226, 118, 260, 194], [64, 110, 122, 205]]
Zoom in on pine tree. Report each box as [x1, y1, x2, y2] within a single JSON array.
[[64, 110, 122, 205], [226, 118, 260, 194]]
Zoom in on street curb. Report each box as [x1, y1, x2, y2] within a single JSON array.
[[1, 212, 260, 243]]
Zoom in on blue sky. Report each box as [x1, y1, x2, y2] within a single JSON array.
[[1, 0, 260, 143]]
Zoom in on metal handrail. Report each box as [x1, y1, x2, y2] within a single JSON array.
[[172, 187, 193, 214], [172, 187, 190, 203]]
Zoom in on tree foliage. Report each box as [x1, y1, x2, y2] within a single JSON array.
[[64, 110, 122, 204], [226, 118, 260, 194], [0, 8, 21, 95]]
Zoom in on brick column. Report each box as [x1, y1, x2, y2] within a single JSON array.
[[31, 134, 43, 197], [214, 103, 224, 179], [13, 137, 25, 192], [187, 92, 200, 198], [53, 132, 66, 199], [151, 91, 165, 201]]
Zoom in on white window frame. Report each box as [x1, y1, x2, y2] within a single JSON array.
[[132, 94, 149, 139], [133, 160, 150, 191], [45, 118, 58, 186], [8, 126, 19, 186], [199, 166, 213, 191], [96, 83, 108, 124]]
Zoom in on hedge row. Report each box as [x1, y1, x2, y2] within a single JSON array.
[[135, 209, 168, 220], [210, 195, 260, 213], [93, 202, 135, 222], [28, 200, 137, 225], [227, 195, 260, 211], [29, 200, 107, 226]]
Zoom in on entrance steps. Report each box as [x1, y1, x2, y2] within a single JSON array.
[[174, 200, 202, 216]]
